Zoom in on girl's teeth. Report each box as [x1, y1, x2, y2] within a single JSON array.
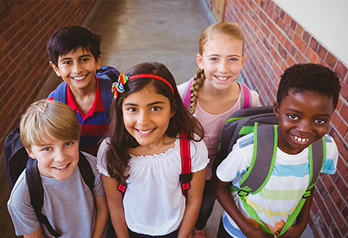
[[73, 76, 85, 80], [217, 76, 229, 81], [294, 136, 309, 142], [55, 164, 68, 170], [138, 129, 154, 134]]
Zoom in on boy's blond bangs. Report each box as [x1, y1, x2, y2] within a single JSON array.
[[20, 100, 81, 149]]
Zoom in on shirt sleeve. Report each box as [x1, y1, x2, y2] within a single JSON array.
[[321, 134, 338, 175], [7, 173, 41, 236], [96, 139, 111, 177], [47, 90, 56, 101], [250, 89, 261, 107], [177, 80, 190, 99], [190, 139, 209, 173], [216, 133, 254, 183]]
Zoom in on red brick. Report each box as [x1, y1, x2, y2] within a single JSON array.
[[272, 61, 282, 77], [295, 24, 304, 36], [284, 39, 296, 56], [331, 128, 348, 163], [284, 13, 291, 24], [334, 61, 348, 80], [337, 157, 348, 187], [302, 31, 311, 44], [331, 111, 348, 137], [293, 34, 307, 53], [325, 52, 337, 70], [305, 47, 319, 64], [309, 37, 319, 51], [317, 44, 328, 60], [286, 54, 296, 67]]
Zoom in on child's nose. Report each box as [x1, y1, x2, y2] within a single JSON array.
[[138, 111, 150, 125], [218, 60, 227, 73], [297, 120, 312, 133], [73, 63, 83, 74], [54, 149, 66, 163]]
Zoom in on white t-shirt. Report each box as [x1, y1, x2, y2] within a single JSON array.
[[216, 133, 338, 237], [97, 137, 209, 236], [177, 80, 260, 179]]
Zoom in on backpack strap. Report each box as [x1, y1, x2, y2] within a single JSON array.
[[26, 158, 62, 237], [78, 152, 95, 192], [26, 152, 95, 237], [237, 82, 252, 109], [238, 123, 277, 196], [179, 131, 192, 196], [182, 78, 194, 110], [96, 66, 120, 83], [53, 82, 68, 103], [98, 77, 114, 120]]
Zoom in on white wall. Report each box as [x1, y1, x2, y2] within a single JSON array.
[[273, 0, 348, 65]]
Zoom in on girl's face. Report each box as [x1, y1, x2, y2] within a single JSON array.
[[122, 85, 174, 151], [197, 33, 245, 91]]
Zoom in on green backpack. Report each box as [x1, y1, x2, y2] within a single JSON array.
[[214, 106, 326, 236]]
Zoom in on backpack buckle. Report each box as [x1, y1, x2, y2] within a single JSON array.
[[302, 189, 312, 198], [180, 173, 192, 191], [238, 189, 249, 197], [117, 183, 127, 194]]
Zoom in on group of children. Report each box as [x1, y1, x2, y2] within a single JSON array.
[[6, 21, 341, 238]]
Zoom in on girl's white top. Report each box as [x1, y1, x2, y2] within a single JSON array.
[[97, 137, 208, 236]]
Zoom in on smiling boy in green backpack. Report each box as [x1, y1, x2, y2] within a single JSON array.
[[211, 63, 341, 238]]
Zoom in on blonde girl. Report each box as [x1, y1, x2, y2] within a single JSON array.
[[178, 22, 260, 237]]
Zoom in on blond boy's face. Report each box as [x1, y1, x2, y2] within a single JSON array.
[[50, 47, 101, 92], [27, 138, 80, 181]]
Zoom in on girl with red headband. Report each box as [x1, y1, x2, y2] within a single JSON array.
[[97, 62, 208, 238]]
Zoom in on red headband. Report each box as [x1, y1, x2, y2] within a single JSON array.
[[111, 73, 175, 99]]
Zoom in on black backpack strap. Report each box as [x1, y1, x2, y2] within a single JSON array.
[[26, 158, 61, 237], [78, 152, 95, 193], [238, 123, 277, 196], [97, 66, 120, 83], [308, 137, 326, 188], [179, 131, 192, 196], [53, 82, 68, 103]]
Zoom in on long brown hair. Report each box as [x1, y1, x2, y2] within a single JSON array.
[[106, 62, 204, 182], [189, 22, 245, 114]]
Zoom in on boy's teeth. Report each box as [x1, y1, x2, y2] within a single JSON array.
[[294, 136, 309, 142], [73, 76, 85, 80], [55, 164, 68, 170]]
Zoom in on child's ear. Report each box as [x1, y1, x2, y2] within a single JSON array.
[[196, 53, 204, 70], [273, 101, 280, 119], [96, 54, 102, 70], [241, 55, 246, 67], [25, 148, 36, 159], [50, 61, 61, 77]]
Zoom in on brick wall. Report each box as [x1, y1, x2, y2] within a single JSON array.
[[213, 0, 348, 237], [0, 0, 97, 155]]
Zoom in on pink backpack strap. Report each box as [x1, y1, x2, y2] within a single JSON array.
[[179, 131, 192, 196], [182, 78, 194, 110], [238, 81, 252, 109]]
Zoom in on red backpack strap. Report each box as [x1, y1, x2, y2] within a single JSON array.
[[238, 82, 252, 109], [182, 78, 194, 110], [179, 131, 192, 196], [118, 182, 127, 194]]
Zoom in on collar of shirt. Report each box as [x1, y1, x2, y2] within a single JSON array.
[[66, 76, 105, 120]]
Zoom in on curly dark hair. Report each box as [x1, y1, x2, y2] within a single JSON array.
[[47, 25, 101, 67], [277, 63, 341, 109], [105, 62, 205, 182]]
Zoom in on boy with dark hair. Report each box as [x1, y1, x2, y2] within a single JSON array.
[[47, 25, 118, 156], [212, 63, 341, 238], [7, 99, 108, 238]]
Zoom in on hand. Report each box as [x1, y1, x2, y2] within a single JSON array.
[[277, 225, 303, 238], [245, 227, 277, 238]]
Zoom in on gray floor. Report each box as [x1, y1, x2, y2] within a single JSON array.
[[1, 0, 314, 237]]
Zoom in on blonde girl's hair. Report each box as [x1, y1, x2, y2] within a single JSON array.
[[189, 22, 245, 114], [20, 99, 81, 149]]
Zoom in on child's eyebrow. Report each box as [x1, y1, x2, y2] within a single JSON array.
[[59, 54, 92, 61], [286, 108, 331, 117], [207, 53, 242, 57], [124, 101, 165, 106]]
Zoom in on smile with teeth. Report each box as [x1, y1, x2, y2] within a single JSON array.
[[136, 128, 155, 134], [54, 164, 69, 170], [215, 76, 230, 81], [294, 136, 309, 142], [72, 74, 87, 81]]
